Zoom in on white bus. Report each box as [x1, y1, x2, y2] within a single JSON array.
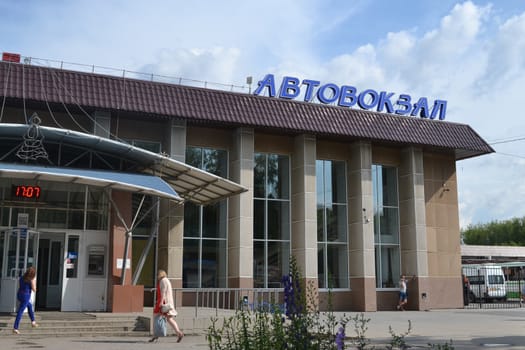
[[462, 264, 507, 302]]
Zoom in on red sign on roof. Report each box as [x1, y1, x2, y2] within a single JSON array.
[[2, 52, 21, 63]]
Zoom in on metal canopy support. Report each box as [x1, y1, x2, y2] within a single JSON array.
[[106, 191, 151, 285], [104, 189, 185, 287], [131, 198, 186, 286], [132, 197, 160, 285], [111, 195, 186, 286]]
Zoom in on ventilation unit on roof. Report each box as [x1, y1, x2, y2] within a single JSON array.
[[2, 52, 21, 63]]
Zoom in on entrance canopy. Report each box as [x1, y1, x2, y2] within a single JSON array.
[[0, 162, 182, 202], [0, 124, 247, 205]]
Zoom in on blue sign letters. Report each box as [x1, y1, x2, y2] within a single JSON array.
[[253, 74, 447, 120]]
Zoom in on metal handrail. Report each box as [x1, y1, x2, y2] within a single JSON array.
[[20, 56, 250, 93], [149, 287, 284, 318]]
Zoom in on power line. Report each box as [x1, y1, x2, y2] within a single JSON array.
[[492, 151, 525, 160], [489, 137, 525, 145]]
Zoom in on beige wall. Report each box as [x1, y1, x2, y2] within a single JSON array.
[[112, 115, 167, 142], [100, 115, 466, 311], [139, 120, 465, 311], [423, 153, 463, 308], [367, 146, 463, 310], [254, 132, 294, 153], [372, 145, 401, 165], [182, 127, 465, 310], [187, 127, 233, 150]]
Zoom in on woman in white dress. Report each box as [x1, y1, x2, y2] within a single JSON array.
[[151, 269, 184, 342]]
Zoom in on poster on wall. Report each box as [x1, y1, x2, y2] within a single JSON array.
[[66, 251, 78, 277]]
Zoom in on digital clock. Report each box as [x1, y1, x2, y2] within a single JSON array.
[[12, 185, 41, 199]]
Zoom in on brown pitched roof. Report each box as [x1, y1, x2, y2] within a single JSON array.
[[0, 61, 494, 160]]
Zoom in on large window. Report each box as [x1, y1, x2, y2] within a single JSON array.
[[372, 165, 400, 288], [316, 160, 348, 289], [183, 147, 228, 288], [253, 153, 290, 288]]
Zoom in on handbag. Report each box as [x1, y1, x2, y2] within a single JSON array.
[[153, 314, 167, 337], [160, 302, 171, 314], [161, 302, 178, 316]]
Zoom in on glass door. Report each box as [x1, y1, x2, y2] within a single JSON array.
[[36, 234, 64, 310], [0, 228, 39, 312], [61, 234, 81, 311], [7, 229, 38, 276]]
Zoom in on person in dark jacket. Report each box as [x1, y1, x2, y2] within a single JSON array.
[[13, 267, 38, 334], [463, 274, 470, 306]]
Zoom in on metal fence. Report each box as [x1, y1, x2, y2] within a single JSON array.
[[20, 56, 250, 93], [463, 264, 525, 309], [151, 288, 284, 318], [152, 276, 525, 315]]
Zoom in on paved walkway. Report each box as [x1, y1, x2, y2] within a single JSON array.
[[2, 308, 525, 349]]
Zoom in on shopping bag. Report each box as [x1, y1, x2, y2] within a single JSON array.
[[153, 314, 167, 337]]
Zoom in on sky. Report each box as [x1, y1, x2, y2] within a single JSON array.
[[1, 0, 525, 229]]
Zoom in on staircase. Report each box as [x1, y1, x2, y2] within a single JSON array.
[[0, 311, 149, 337]]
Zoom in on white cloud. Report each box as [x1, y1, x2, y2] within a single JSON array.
[[458, 153, 525, 227], [139, 47, 242, 85], [479, 12, 525, 91], [379, 31, 416, 65], [420, 1, 489, 57], [322, 45, 385, 87], [280, 1, 492, 98]]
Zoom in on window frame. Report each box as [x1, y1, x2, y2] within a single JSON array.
[[183, 146, 228, 288], [372, 164, 401, 290], [253, 152, 291, 288], [316, 159, 349, 290]]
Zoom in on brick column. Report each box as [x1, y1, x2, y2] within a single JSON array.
[[108, 190, 143, 312], [399, 147, 429, 310], [158, 120, 186, 292], [291, 134, 318, 307], [348, 141, 376, 311], [228, 127, 254, 288]]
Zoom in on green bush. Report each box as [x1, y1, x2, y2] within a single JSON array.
[[206, 255, 454, 350], [207, 256, 348, 349]]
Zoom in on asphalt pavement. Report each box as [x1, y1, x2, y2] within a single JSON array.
[[2, 307, 525, 349]]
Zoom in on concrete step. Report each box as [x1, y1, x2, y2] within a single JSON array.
[[2, 329, 151, 337], [5, 320, 145, 328], [0, 312, 149, 337]]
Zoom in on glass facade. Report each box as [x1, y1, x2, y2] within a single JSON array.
[[253, 153, 290, 288], [372, 165, 400, 288], [0, 179, 108, 230], [183, 147, 228, 288], [316, 160, 348, 289]]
